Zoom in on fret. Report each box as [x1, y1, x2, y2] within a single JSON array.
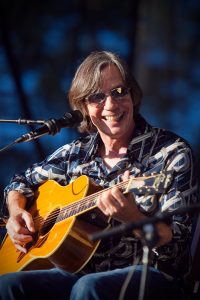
[[55, 171, 173, 225]]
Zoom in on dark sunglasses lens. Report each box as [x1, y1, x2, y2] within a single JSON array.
[[111, 87, 128, 98], [87, 86, 129, 106], [88, 92, 105, 104]]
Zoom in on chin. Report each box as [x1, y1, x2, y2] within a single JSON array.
[[108, 130, 127, 138]]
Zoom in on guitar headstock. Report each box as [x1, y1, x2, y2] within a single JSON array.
[[125, 171, 173, 195]]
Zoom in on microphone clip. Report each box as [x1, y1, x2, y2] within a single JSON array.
[[14, 110, 83, 143]]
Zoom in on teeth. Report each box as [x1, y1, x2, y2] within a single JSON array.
[[104, 114, 122, 121]]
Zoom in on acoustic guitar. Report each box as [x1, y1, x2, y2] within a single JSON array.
[[0, 171, 172, 275]]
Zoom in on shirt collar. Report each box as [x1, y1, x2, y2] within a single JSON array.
[[83, 114, 153, 164], [82, 132, 100, 163]]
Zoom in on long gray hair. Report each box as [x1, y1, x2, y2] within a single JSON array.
[[68, 51, 143, 133]]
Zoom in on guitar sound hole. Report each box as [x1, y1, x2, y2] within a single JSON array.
[[39, 208, 60, 236]]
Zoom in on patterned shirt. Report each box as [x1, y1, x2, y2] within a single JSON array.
[[2, 115, 199, 279]]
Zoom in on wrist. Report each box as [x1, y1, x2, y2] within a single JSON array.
[[7, 191, 27, 215]]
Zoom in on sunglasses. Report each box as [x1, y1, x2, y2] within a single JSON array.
[[86, 86, 130, 107]]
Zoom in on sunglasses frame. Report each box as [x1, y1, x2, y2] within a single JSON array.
[[86, 86, 130, 107]]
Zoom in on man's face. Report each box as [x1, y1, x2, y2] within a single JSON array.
[[86, 64, 135, 141]]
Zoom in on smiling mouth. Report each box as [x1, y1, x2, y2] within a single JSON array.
[[103, 113, 124, 121]]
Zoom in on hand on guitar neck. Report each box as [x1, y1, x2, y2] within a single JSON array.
[[97, 170, 173, 247], [97, 170, 145, 223]]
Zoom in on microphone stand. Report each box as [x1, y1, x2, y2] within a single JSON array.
[[0, 118, 56, 153], [89, 204, 200, 242], [0, 111, 83, 153], [0, 118, 46, 154], [138, 224, 160, 300], [0, 119, 45, 125], [89, 204, 200, 300]]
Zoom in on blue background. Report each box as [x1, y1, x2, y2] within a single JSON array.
[[0, 0, 200, 208]]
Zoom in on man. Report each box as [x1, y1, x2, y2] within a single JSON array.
[[0, 51, 198, 299]]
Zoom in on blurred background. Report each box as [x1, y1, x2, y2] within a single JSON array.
[[0, 0, 200, 211]]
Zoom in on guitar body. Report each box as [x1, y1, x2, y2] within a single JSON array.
[[0, 171, 172, 275], [0, 176, 108, 275]]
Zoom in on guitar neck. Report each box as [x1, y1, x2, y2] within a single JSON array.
[[57, 188, 104, 223], [57, 171, 173, 223]]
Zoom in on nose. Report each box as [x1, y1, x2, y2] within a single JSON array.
[[103, 95, 118, 109]]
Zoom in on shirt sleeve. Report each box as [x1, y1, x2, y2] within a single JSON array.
[[160, 140, 198, 211], [155, 139, 199, 277], [1, 144, 71, 217]]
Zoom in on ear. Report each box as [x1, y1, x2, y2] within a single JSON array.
[[83, 104, 89, 116]]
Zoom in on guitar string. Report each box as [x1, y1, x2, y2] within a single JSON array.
[[2, 175, 162, 257], [32, 180, 129, 227], [32, 175, 157, 231], [33, 175, 160, 230], [0, 181, 131, 257]]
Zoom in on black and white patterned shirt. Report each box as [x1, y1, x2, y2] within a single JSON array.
[[3, 115, 199, 279]]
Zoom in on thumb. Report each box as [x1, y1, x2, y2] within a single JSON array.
[[122, 170, 130, 182], [22, 211, 35, 233]]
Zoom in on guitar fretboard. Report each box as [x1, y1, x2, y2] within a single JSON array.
[[57, 194, 99, 222]]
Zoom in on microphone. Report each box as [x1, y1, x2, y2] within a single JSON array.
[[15, 110, 83, 143], [0, 119, 45, 125]]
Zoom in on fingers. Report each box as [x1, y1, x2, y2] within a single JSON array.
[[11, 233, 33, 253], [97, 187, 127, 216], [22, 211, 35, 233], [6, 210, 35, 252], [7, 211, 35, 235], [6, 229, 33, 253], [121, 170, 130, 182], [98, 170, 131, 216], [97, 170, 138, 222]]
